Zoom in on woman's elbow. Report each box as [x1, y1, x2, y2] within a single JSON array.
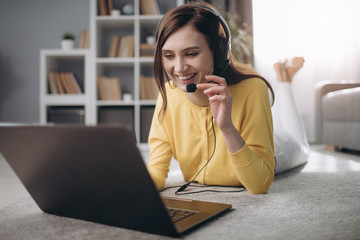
[[245, 177, 273, 194], [247, 184, 270, 194]]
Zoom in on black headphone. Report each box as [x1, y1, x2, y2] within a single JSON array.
[[155, 3, 232, 77]]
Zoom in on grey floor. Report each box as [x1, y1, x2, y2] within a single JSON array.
[[1, 144, 360, 210]]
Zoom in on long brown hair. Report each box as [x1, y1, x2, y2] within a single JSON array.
[[154, 3, 274, 119]]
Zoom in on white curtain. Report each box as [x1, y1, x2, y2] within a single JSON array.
[[252, 0, 360, 142]]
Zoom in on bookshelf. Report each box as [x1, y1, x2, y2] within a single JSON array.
[[40, 49, 93, 125], [40, 0, 184, 144]]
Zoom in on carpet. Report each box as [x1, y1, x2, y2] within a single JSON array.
[[1, 155, 360, 240]]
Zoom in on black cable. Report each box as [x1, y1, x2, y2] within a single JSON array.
[[160, 183, 246, 194], [159, 116, 246, 195], [175, 189, 245, 195], [175, 116, 216, 194], [175, 184, 246, 195]]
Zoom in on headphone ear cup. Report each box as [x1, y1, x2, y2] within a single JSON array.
[[214, 36, 230, 75]]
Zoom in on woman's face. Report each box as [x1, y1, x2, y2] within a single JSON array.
[[161, 23, 214, 92]]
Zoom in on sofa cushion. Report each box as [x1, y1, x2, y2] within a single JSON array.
[[322, 87, 360, 121]]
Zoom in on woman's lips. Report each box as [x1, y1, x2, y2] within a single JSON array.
[[177, 73, 197, 82]]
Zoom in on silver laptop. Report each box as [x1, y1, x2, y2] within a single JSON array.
[[0, 125, 231, 237]]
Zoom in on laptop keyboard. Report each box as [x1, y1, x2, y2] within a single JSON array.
[[167, 207, 197, 223]]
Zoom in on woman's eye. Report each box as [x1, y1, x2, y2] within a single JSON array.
[[163, 54, 174, 59], [186, 52, 198, 57]]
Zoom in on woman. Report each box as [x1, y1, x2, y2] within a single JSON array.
[[147, 3, 308, 194]]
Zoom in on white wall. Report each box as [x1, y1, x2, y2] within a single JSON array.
[[252, 0, 360, 142]]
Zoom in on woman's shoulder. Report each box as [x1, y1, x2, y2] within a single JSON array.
[[230, 77, 269, 95], [230, 77, 272, 111]]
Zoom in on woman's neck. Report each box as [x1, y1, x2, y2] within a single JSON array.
[[185, 91, 210, 107]]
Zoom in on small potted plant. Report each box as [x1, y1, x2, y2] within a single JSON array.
[[225, 13, 254, 66], [61, 32, 75, 50]]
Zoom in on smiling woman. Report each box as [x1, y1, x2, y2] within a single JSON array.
[[146, 2, 311, 195], [146, 2, 277, 195]]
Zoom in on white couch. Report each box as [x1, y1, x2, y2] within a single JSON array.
[[315, 80, 360, 151]]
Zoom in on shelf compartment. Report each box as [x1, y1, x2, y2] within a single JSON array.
[[156, 0, 177, 14], [139, 0, 177, 15], [47, 106, 85, 125], [139, 17, 160, 51], [140, 105, 155, 143], [45, 54, 86, 95], [96, 19, 135, 58], [97, 106, 135, 130], [97, 0, 135, 16], [139, 62, 158, 100], [96, 63, 134, 100]]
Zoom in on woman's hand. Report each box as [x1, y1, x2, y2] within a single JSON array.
[[197, 75, 233, 130], [197, 75, 245, 153]]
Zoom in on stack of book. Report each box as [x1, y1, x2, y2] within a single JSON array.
[[140, 0, 162, 15], [48, 71, 82, 94], [78, 30, 89, 49], [108, 35, 134, 58], [140, 75, 159, 100], [98, 0, 114, 15], [140, 44, 156, 57], [97, 76, 122, 100]]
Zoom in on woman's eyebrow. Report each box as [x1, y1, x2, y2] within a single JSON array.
[[161, 46, 201, 53]]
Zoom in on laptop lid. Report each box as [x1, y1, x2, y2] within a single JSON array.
[[0, 125, 231, 237]]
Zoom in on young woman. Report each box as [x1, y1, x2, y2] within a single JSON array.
[[146, 3, 308, 194]]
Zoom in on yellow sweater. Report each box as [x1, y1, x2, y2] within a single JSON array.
[[147, 78, 275, 194]]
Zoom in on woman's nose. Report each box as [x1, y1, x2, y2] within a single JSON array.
[[174, 57, 186, 72]]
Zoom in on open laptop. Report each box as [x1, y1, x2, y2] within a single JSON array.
[[0, 125, 231, 237]]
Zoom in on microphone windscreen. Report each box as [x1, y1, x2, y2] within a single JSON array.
[[186, 83, 197, 92]]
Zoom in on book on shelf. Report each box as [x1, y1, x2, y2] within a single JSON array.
[[140, 75, 159, 100], [117, 35, 134, 58], [98, 0, 108, 15], [67, 72, 82, 94], [48, 71, 82, 94], [54, 72, 64, 94], [97, 76, 122, 100], [140, 43, 156, 57], [107, 0, 114, 14], [97, 0, 115, 16], [108, 36, 119, 57], [140, 0, 160, 15], [48, 71, 58, 94], [79, 30, 89, 49]]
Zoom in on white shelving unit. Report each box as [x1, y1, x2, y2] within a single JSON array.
[[40, 49, 93, 125], [40, 0, 184, 144]]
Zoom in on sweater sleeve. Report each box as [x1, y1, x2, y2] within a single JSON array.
[[146, 95, 173, 190], [230, 79, 275, 194]]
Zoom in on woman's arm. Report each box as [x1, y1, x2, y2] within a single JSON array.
[[198, 77, 275, 194], [198, 75, 246, 153]]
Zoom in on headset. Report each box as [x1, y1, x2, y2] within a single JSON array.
[[155, 3, 232, 77]]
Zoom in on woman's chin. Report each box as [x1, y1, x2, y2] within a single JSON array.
[[178, 85, 188, 92]]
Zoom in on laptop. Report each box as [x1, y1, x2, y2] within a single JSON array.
[[0, 125, 231, 237]]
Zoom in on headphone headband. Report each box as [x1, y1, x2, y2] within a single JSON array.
[[193, 4, 231, 59], [156, 4, 231, 46]]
